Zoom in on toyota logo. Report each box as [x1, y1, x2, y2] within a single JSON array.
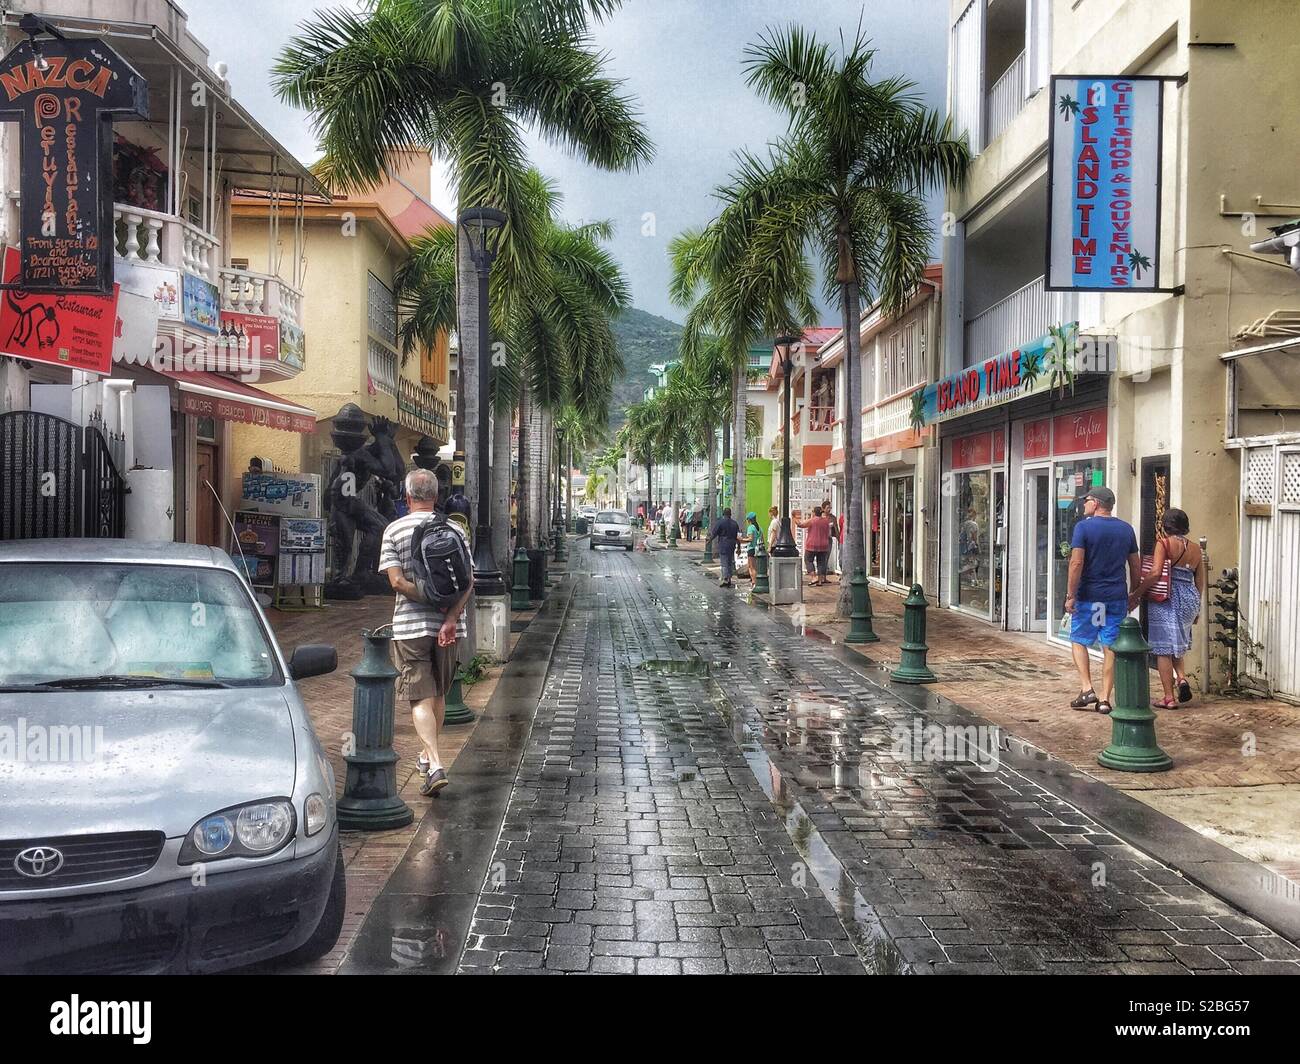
[[14, 846, 64, 878]]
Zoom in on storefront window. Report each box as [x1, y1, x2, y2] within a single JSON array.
[[1051, 458, 1106, 638], [957, 471, 991, 612]]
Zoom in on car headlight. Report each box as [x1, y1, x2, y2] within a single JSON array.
[[304, 792, 328, 837], [179, 798, 296, 864]]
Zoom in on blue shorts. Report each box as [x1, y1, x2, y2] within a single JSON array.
[[1070, 599, 1129, 647]]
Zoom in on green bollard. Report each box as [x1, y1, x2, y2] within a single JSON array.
[[658, 519, 666, 543], [443, 665, 475, 724], [890, 584, 936, 683], [668, 519, 678, 548], [553, 521, 567, 563], [511, 546, 531, 610], [753, 537, 770, 596], [336, 629, 414, 831], [844, 568, 880, 644], [703, 531, 714, 563], [1098, 618, 1173, 772]]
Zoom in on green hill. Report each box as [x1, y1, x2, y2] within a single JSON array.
[[609, 307, 684, 431]]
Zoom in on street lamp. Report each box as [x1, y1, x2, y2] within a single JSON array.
[[458, 206, 507, 598], [771, 333, 801, 559]]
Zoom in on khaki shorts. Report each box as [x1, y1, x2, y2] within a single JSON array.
[[392, 636, 458, 702]]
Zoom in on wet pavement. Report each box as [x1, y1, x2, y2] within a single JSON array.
[[408, 545, 1300, 973]]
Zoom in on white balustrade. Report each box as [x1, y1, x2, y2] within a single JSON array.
[[113, 203, 219, 281], [964, 274, 1051, 365], [368, 339, 399, 396], [985, 51, 1027, 146]]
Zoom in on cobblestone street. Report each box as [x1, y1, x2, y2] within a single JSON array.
[[442, 544, 1300, 975]]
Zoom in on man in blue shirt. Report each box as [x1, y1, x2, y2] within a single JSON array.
[[1065, 485, 1140, 715], [706, 508, 741, 587]]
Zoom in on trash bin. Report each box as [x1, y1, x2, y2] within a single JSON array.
[[526, 548, 547, 600], [576, 516, 589, 535]]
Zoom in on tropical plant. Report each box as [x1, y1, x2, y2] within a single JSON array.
[[722, 24, 972, 615], [395, 169, 630, 559], [274, 0, 652, 530], [1127, 249, 1152, 281], [908, 387, 926, 433], [1058, 94, 1080, 122], [1046, 323, 1078, 398]]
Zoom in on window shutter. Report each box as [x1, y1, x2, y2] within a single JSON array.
[[950, 0, 985, 153]]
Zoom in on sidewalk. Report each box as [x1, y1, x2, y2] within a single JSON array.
[[264, 585, 550, 973], [674, 539, 1300, 880]]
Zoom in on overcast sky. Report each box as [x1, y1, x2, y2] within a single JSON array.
[[184, 0, 949, 323]]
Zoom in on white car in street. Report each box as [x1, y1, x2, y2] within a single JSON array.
[[590, 510, 634, 550]]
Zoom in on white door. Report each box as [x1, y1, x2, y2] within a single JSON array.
[[1024, 468, 1051, 631]]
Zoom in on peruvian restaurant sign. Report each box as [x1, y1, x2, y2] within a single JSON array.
[[917, 332, 1064, 428], [1047, 76, 1166, 292], [0, 34, 148, 294], [0, 245, 117, 372]]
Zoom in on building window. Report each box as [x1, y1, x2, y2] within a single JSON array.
[[196, 416, 217, 442], [367, 272, 399, 347]]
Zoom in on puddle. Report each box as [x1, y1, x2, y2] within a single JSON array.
[[637, 657, 710, 676]]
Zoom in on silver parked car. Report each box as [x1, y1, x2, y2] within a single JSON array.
[[590, 509, 634, 550], [0, 540, 343, 974]]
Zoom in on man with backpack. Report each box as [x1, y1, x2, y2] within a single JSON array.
[[378, 468, 473, 796]]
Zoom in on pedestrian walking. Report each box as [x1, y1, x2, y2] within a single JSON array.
[[822, 498, 839, 576], [796, 505, 833, 586], [378, 468, 473, 796], [766, 505, 781, 552], [705, 507, 741, 587], [744, 511, 763, 582], [1129, 507, 1206, 708], [1064, 486, 1140, 716]]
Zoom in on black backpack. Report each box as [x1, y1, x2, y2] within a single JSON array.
[[408, 512, 473, 611]]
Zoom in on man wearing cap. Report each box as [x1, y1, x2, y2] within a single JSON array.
[[1064, 485, 1140, 715]]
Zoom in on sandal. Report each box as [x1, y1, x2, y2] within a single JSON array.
[[1096, 701, 1112, 715], [1177, 677, 1193, 703], [1070, 689, 1099, 710], [1152, 697, 1179, 709]]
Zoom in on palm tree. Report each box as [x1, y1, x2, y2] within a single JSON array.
[[728, 24, 971, 614], [1058, 94, 1080, 122], [398, 170, 628, 567], [274, 0, 652, 531]]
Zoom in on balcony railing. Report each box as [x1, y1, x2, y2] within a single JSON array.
[[964, 275, 1105, 365], [113, 203, 220, 281], [832, 419, 845, 453], [985, 51, 1026, 146], [218, 266, 304, 329], [398, 377, 450, 442], [791, 405, 835, 437], [864, 392, 916, 444]]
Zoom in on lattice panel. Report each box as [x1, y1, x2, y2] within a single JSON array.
[[1246, 447, 1275, 504], [1282, 452, 1300, 505]]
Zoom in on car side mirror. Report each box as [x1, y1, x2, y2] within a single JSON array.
[[290, 644, 337, 681]]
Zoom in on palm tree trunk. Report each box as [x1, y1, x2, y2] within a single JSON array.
[[837, 277, 864, 616], [491, 397, 512, 575], [517, 380, 532, 548], [706, 429, 717, 531], [731, 363, 746, 521]]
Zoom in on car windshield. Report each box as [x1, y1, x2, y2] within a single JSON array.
[[596, 512, 629, 525], [0, 563, 281, 687]]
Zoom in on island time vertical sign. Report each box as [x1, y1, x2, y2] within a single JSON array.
[[1047, 76, 1167, 292]]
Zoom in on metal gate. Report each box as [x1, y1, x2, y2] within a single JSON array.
[[1239, 443, 1300, 700], [0, 411, 127, 541]]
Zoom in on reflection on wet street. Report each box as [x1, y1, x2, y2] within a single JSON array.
[[458, 547, 1299, 974]]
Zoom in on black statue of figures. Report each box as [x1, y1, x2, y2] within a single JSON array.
[[324, 405, 406, 599]]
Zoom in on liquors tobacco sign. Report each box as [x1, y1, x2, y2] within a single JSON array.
[[0, 33, 148, 294]]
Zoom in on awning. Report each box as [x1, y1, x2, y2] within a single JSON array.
[[159, 369, 317, 434]]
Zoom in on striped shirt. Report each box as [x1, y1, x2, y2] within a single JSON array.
[[378, 511, 470, 641]]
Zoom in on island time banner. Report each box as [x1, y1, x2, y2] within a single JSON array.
[[1047, 76, 1165, 291]]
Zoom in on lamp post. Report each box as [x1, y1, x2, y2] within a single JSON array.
[[458, 207, 507, 601], [772, 334, 801, 558]]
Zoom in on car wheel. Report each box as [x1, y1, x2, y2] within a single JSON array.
[[589, 541, 595, 550], [277, 842, 345, 967], [625, 544, 633, 551]]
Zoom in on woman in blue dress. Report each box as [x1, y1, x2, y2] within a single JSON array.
[[1129, 508, 1205, 708]]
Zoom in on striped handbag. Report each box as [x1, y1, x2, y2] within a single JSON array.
[[1141, 554, 1171, 603]]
